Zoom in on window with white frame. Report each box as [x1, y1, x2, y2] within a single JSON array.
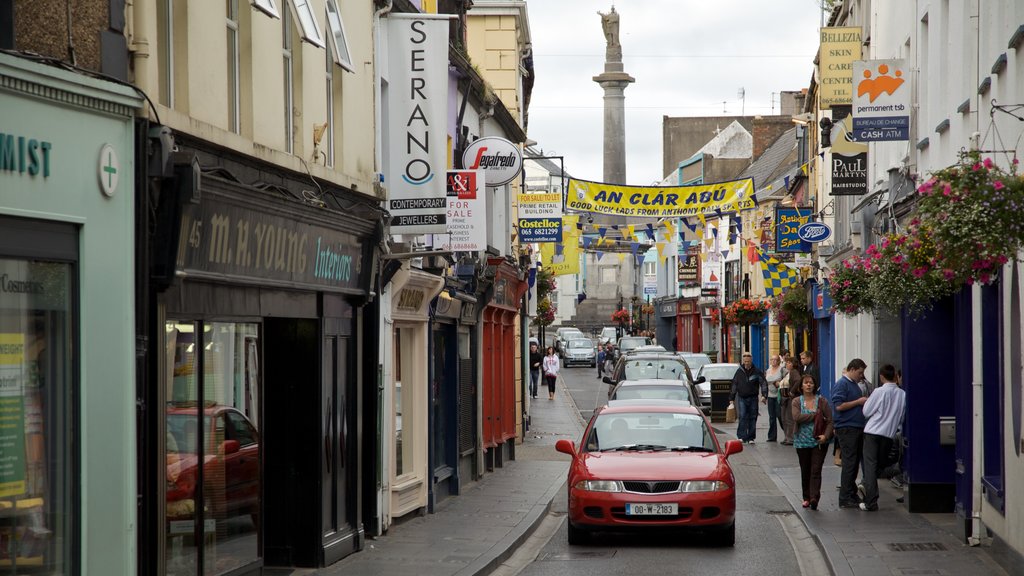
[[282, 8, 294, 154], [252, 0, 280, 18], [325, 0, 354, 72], [324, 36, 335, 166], [158, 0, 174, 107], [289, 0, 325, 47], [227, 0, 240, 133]]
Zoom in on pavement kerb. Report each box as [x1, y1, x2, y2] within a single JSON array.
[[744, 441, 849, 576]]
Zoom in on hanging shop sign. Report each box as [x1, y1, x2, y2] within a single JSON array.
[[775, 207, 815, 253], [829, 108, 868, 196], [178, 195, 367, 294], [852, 59, 910, 142], [797, 222, 832, 243], [462, 136, 522, 187], [819, 26, 862, 109], [517, 192, 563, 243], [433, 170, 487, 252], [386, 14, 450, 235], [677, 253, 699, 286], [566, 177, 756, 218]]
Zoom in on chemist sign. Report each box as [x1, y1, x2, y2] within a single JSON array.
[[852, 59, 910, 142], [433, 170, 486, 252]]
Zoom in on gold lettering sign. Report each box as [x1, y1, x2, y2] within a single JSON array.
[[397, 288, 425, 312]]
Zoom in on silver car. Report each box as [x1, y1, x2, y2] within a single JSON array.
[[564, 338, 597, 367]]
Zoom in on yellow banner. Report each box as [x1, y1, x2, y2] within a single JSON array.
[[819, 26, 863, 109], [566, 178, 756, 218], [541, 215, 580, 276]]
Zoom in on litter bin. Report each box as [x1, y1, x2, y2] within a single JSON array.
[[710, 379, 732, 423]]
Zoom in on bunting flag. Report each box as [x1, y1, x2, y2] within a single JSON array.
[[711, 227, 718, 238], [598, 227, 607, 238], [747, 240, 760, 264], [646, 223, 655, 237], [611, 224, 620, 231], [664, 220, 676, 238], [582, 236, 594, 249], [627, 224, 636, 239], [617, 253, 625, 263], [554, 242, 564, 256], [757, 247, 800, 297], [630, 242, 640, 260], [596, 251, 604, 261], [801, 163, 809, 176], [784, 175, 791, 189]]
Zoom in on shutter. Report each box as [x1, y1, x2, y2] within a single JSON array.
[[458, 358, 475, 453]]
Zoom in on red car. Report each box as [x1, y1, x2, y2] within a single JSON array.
[[555, 400, 742, 546], [166, 404, 260, 526]]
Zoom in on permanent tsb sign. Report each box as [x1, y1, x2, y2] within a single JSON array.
[[567, 177, 756, 218], [387, 14, 450, 235]]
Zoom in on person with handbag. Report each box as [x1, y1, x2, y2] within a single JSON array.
[[542, 346, 561, 400], [763, 355, 786, 442], [791, 373, 834, 510]]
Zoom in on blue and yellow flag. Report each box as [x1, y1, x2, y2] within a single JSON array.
[[757, 248, 800, 297]]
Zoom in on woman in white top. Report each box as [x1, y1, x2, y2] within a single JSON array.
[[764, 355, 787, 442], [542, 346, 561, 400]]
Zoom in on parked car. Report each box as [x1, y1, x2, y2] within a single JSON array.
[[564, 338, 598, 367], [628, 344, 666, 354], [676, 352, 712, 375], [604, 352, 705, 390], [555, 400, 742, 545], [616, 336, 652, 355], [598, 327, 618, 345], [695, 363, 742, 414], [556, 328, 585, 356], [608, 378, 703, 412], [166, 404, 260, 526]]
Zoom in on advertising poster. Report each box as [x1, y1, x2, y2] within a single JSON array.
[[852, 59, 910, 142], [433, 170, 486, 252], [775, 207, 815, 253], [819, 26, 862, 109], [518, 192, 563, 243], [541, 215, 580, 276], [0, 334, 26, 498], [566, 177, 756, 218]]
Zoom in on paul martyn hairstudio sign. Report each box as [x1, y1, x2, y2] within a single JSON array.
[[177, 198, 365, 293]]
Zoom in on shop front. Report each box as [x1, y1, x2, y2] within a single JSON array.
[[654, 298, 677, 351], [676, 299, 702, 354], [145, 139, 381, 574], [481, 259, 526, 470], [0, 53, 142, 574]]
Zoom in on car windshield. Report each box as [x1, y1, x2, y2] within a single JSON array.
[[568, 339, 593, 349], [601, 328, 617, 338], [680, 354, 710, 371], [623, 358, 687, 380], [167, 413, 200, 454], [618, 337, 650, 350], [699, 365, 741, 380], [613, 385, 693, 403], [586, 412, 714, 452]]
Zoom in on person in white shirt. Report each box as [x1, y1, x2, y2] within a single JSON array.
[[542, 346, 561, 400], [859, 364, 906, 511]]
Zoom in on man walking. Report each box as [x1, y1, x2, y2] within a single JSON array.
[[832, 358, 868, 508], [528, 341, 543, 399], [597, 344, 606, 379], [730, 352, 767, 444], [860, 364, 906, 511], [800, 350, 820, 387]]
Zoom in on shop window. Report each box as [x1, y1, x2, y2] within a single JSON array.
[[0, 258, 73, 573], [165, 321, 260, 575]]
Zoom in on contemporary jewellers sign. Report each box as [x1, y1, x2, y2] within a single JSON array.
[[386, 14, 451, 235]]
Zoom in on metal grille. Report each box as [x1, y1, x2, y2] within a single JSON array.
[[458, 358, 475, 453], [887, 542, 948, 552], [622, 481, 680, 494]]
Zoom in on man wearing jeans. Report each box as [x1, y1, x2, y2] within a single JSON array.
[[730, 352, 767, 444], [831, 358, 868, 508], [860, 364, 906, 511]]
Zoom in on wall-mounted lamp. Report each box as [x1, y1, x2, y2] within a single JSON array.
[[819, 117, 834, 148]]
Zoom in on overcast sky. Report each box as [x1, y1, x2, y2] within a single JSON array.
[[524, 0, 826, 185]]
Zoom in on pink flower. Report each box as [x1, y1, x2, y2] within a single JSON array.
[[983, 158, 994, 168], [943, 183, 952, 196], [994, 180, 1005, 190], [973, 162, 982, 171], [912, 267, 927, 278], [942, 269, 955, 281], [979, 273, 991, 284]]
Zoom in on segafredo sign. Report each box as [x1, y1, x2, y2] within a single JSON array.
[[462, 137, 522, 187], [797, 222, 833, 243]]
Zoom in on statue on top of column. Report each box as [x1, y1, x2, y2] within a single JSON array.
[[598, 6, 620, 48]]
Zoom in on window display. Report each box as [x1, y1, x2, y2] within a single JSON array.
[[0, 258, 72, 572]]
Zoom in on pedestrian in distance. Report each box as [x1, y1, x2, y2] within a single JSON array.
[[780, 356, 802, 445], [791, 373, 834, 510], [528, 342, 543, 399], [860, 364, 906, 511], [831, 358, 868, 508], [800, 350, 820, 390], [730, 352, 768, 444], [542, 346, 560, 400], [597, 344, 606, 379], [764, 354, 786, 442]]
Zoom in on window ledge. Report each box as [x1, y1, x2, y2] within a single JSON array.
[[916, 137, 930, 151], [982, 476, 1005, 513], [1008, 24, 1024, 50], [979, 77, 992, 95], [935, 119, 950, 134], [991, 53, 1008, 75], [957, 99, 971, 114]]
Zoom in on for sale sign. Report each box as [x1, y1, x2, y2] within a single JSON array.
[[433, 170, 486, 252], [518, 192, 563, 242]]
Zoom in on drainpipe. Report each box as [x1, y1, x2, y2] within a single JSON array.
[[126, 0, 151, 112], [969, 283, 983, 546], [373, 0, 393, 183]]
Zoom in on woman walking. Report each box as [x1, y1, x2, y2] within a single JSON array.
[[542, 346, 561, 400], [780, 356, 802, 445], [791, 373, 834, 510], [764, 355, 786, 442]]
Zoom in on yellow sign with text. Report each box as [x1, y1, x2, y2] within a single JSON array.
[[566, 178, 756, 218], [819, 26, 863, 109], [541, 215, 580, 276]]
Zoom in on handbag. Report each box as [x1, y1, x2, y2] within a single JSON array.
[[813, 396, 829, 440]]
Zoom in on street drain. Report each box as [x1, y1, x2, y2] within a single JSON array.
[[540, 550, 616, 561], [888, 542, 947, 552]]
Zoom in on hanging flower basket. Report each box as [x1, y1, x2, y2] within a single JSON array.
[[915, 151, 1024, 287], [723, 299, 770, 325], [828, 256, 874, 316], [770, 285, 809, 328], [611, 309, 631, 324]]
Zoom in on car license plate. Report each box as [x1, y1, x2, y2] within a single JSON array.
[[625, 503, 677, 515]]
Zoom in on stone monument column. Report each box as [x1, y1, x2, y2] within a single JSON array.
[[594, 6, 634, 185]]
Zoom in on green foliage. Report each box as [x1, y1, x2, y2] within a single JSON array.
[[533, 298, 555, 327], [770, 285, 809, 328]]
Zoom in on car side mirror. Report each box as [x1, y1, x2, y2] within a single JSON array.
[[221, 439, 240, 455], [555, 439, 576, 456], [602, 376, 614, 385], [723, 439, 743, 457], [695, 376, 706, 384]]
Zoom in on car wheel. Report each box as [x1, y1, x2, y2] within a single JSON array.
[[567, 520, 590, 545], [710, 522, 735, 547]]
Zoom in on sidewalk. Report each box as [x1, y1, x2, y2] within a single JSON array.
[[289, 387, 1011, 576]]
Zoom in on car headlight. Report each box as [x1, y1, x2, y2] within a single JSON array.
[[678, 480, 730, 492], [574, 480, 622, 492]]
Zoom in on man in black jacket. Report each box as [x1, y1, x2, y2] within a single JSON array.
[[731, 352, 768, 444], [528, 342, 543, 399]]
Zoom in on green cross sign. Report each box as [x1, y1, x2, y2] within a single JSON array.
[[103, 150, 117, 187]]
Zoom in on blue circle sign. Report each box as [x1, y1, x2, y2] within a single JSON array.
[[797, 222, 832, 243]]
